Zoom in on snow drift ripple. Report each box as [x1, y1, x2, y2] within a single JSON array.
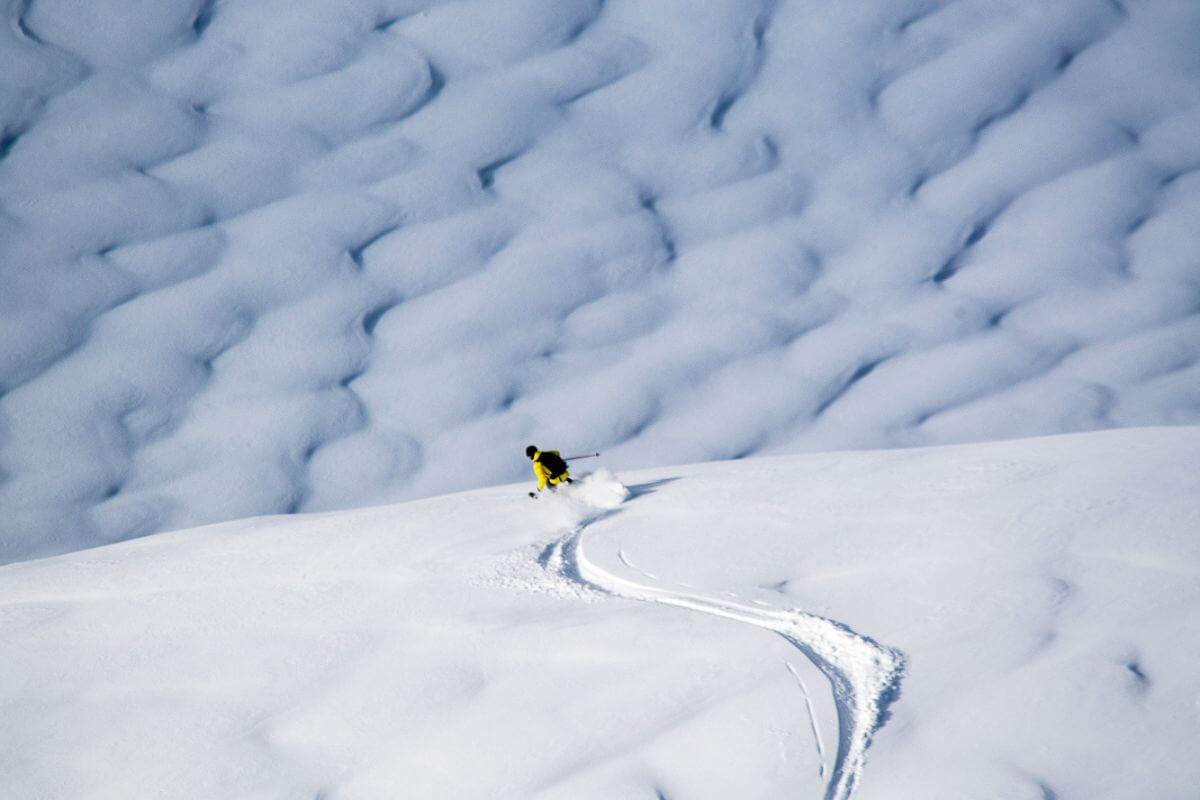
[[552, 523, 905, 800]]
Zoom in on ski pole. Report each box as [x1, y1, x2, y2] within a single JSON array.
[[564, 452, 600, 461]]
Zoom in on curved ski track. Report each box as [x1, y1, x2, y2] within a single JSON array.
[[542, 524, 905, 800]]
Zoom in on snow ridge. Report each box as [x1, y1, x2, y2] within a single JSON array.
[[547, 521, 905, 800]]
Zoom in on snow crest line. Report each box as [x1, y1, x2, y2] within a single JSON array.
[[548, 525, 905, 800]]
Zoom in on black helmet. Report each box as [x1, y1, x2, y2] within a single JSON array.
[[525, 445, 538, 458]]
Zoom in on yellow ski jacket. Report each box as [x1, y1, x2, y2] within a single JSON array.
[[531, 450, 570, 491]]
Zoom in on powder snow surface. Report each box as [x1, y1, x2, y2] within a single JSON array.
[[3, 0, 1200, 560], [1, 428, 1197, 799]]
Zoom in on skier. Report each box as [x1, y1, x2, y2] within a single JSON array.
[[526, 445, 572, 497]]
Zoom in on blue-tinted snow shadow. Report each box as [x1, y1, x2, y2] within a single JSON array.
[[626, 477, 680, 501]]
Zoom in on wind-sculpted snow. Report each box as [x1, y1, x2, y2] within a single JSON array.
[[3, 0, 1200, 560]]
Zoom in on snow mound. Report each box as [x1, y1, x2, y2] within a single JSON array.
[[2, 428, 1196, 799]]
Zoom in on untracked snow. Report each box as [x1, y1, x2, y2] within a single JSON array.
[[2, 427, 1198, 799]]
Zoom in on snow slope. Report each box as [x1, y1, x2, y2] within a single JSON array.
[[3, 427, 1198, 799], [3, 0, 1200, 561]]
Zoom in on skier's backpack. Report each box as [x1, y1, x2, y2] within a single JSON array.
[[537, 450, 568, 478]]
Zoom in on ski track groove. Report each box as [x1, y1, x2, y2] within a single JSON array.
[[544, 521, 906, 800], [786, 659, 829, 780], [617, 546, 657, 579]]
